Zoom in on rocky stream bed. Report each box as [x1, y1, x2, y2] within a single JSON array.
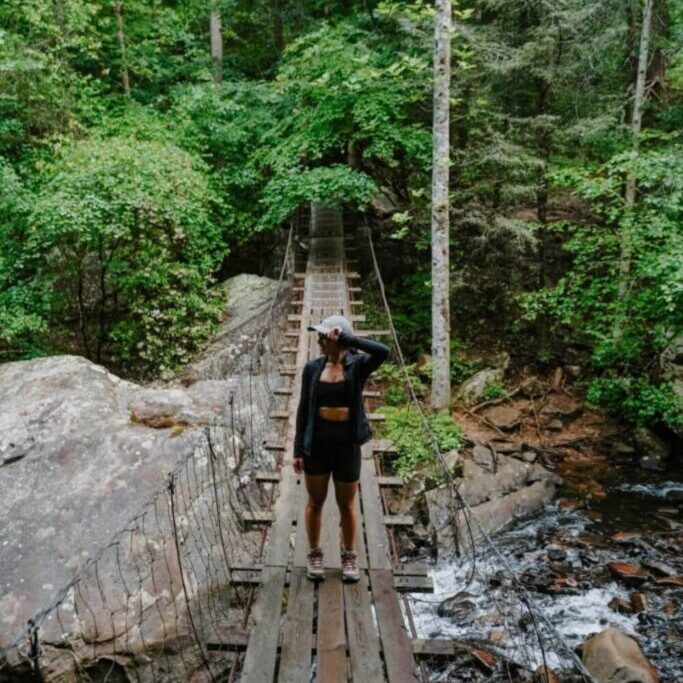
[[386, 366, 682, 682]]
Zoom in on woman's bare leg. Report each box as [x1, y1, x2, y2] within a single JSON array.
[[334, 479, 359, 551], [304, 472, 331, 548]]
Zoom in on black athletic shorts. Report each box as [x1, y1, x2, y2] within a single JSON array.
[[303, 415, 361, 482]]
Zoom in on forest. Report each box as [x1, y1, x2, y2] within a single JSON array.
[[1, 0, 681, 434]]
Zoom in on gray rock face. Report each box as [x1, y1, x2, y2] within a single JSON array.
[[425, 455, 560, 552], [581, 627, 659, 683], [633, 427, 672, 461], [472, 444, 494, 470], [459, 368, 505, 406], [0, 355, 264, 653], [485, 405, 521, 431], [180, 273, 290, 383]]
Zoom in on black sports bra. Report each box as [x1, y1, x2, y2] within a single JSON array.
[[317, 379, 351, 408]]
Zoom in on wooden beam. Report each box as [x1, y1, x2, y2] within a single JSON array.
[[377, 475, 404, 488], [392, 575, 433, 593], [255, 471, 281, 483], [241, 511, 275, 526], [240, 566, 287, 682], [384, 515, 414, 527]]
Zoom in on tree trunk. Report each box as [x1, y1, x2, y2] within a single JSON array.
[[618, 0, 653, 303], [113, 3, 131, 97], [273, 0, 285, 54], [210, 7, 223, 83], [430, 0, 451, 411]]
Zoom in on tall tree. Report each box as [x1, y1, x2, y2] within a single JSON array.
[[618, 0, 654, 302], [431, 0, 451, 410], [113, 3, 131, 97], [210, 2, 223, 82]]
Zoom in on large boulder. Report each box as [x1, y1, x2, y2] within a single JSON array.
[[459, 368, 505, 406], [0, 355, 266, 669], [180, 273, 289, 383], [581, 628, 659, 683], [425, 455, 560, 552]]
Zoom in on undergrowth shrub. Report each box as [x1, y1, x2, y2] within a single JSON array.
[[377, 405, 463, 478]]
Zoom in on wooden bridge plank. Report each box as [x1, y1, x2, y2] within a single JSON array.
[[240, 565, 287, 683], [358, 448, 390, 570], [316, 570, 347, 683], [343, 573, 384, 683], [277, 568, 314, 682], [369, 568, 418, 683]]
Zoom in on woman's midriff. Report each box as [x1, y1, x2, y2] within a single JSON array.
[[317, 406, 350, 421]]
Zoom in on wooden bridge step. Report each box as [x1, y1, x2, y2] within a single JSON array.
[[280, 346, 298, 353], [383, 514, 414, 527], [369, 568, 419, 682], [377, 475, 404, 487], [368, 412, 385, 421], [264, 441, 285, 451], [209, 631, 472, 660], [274, 387, 292, 395], [268, 411, 289, 419], [239, 565, 287, 682], [349, 300, 363, 306], [350, 314, 366, 322], [277, 567, 314, 681], [226, 567, 431, 592], [343, 573, 384, 682], [347, 272, 361, 279], [392, 575, 433, 593], [285, 331, 299, 338], [255, 471, 281, 483], [372, 439, 398, 453], [349, 286, 362, 293], [317, 570, 346, 681], [240, 511, 275, 525], [288, 314, 302, 322]]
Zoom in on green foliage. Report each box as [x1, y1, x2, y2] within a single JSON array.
[[0, 158, 51, 357], [521, 144, 683, 425], [482, 381, 506, 402], [375, 361, 428, 400], [587, 378, 682, 429], [449, 338, 482, 385], [21, 136, 225, 374], [377, 405, 463, 477]]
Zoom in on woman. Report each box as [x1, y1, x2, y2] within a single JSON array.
[[293, 314, 389, 582]]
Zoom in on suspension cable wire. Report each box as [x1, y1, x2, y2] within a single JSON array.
[[361, 211, 598, 682]]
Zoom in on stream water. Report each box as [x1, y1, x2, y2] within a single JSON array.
[[406, 455, 683, 682]]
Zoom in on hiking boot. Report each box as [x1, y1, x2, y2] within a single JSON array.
[[306, 547, 325, 581], [341, 549, 360, 583]]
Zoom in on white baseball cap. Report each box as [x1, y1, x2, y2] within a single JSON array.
[[307, 315, 353, 336]]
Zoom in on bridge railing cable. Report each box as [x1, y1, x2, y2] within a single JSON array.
[[0, 223, 297, 683], [361, 212, 598, 683]]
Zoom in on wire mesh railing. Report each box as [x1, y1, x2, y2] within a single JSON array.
[[0, 222, 297, 683], [359, 212, 598, 683]]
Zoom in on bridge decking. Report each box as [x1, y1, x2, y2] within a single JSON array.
[[221, 208, 421, 682]]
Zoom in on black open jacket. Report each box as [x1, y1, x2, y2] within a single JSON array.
[[293, 331, 389, 458]]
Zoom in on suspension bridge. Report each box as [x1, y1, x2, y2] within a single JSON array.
[[0, 206, 596, 683], [228, 205, 423, 683]]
